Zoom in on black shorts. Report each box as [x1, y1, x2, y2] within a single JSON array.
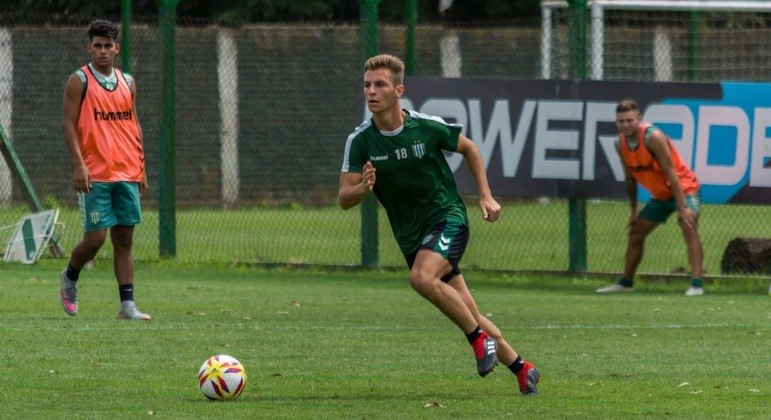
[[404, 219, 470, 283]]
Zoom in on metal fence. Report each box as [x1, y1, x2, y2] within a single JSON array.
[[0, 9, 768, 277]]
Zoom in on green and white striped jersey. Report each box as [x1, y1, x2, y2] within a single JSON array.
[[75, 63, 134, 91], [341, 110, 469, 254]]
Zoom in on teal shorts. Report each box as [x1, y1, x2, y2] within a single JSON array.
[[639, 191, 701, 224], [78, 181, 142, 232]]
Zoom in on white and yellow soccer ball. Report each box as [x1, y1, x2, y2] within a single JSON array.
[[197, 354, 247, 400]]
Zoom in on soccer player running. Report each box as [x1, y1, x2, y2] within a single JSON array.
[[60, 20, 151, 320], [338, 54, 540, 394], [597, 99, 705, 296]]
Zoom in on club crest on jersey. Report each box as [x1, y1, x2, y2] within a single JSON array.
[[412, 142, 425, 159]]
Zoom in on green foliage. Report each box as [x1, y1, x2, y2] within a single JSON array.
[[1, 262, 768, 417], [0, 0, 542, 22]]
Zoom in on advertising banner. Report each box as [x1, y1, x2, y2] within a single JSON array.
[[394, 78, 771, 204]]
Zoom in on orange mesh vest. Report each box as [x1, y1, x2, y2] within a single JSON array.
[[76, 66, 143, 182], [620, 123, 699, 200]]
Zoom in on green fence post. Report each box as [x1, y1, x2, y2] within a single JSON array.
[[120, 0, 131, 73], [1, 124, 66, 256], [359, 0, 381, 267], [568, 0, 587, 273], [157, 0, 179, 258], [405, 0, 417, 75], [0, 124, 43, 212]]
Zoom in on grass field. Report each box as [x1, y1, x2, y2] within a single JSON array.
[[2, 261, 768, 418]]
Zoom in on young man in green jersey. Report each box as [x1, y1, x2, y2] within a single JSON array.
[[338, 54, 540, 394]]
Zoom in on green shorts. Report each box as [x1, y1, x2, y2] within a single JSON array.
[[79, 181, 142, 232], [639, 191, 701, 224], [404, 219, 470, 282]]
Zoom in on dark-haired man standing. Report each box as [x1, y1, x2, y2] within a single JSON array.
[[61, 20, 151, 319]]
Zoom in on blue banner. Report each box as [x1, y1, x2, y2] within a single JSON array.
[[398, 78, 771, 204]]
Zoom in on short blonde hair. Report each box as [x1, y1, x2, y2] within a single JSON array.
[[616, 98, 640, 114], [364, 54, 404, 85]]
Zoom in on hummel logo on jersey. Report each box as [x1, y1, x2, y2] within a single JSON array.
[[412, 142, 425, 159], [93, 108, 133, 121], [438, 234, 451, 251]]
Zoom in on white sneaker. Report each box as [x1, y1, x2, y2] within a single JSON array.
[[685, 286, 705, 296], [118, 303, 152, 320], [596, 283, 634, 293]]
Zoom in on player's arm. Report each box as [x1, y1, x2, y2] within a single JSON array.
[[456, 134, 500, 222], [338, 161, 376, 210], [647, 131, 695, 227], [129, 76, 148, 198], [616, 140, 638, 213], [616, 141, 639, 228], [62, 74, 90, 193]]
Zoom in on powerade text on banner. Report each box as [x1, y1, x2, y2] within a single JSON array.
[[389, 78, 770, 204]]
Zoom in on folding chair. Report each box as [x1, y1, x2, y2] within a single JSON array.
[[2, 209, 63, 264]]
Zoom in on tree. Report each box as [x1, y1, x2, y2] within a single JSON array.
[[0, 0, 541, 22]]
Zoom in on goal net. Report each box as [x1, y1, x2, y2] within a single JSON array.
[[541, 0, 771, 82]]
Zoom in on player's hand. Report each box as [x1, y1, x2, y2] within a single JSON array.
[[627, 212, 638, 229], [677, 207, 695, 229], [139, 177, 148, 198], [73, 166, 91, 193], [480, 196, 501, 222], [361, 161, 376, 192]]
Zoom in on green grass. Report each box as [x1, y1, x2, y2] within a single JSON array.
[[2, 261, 768, 418]]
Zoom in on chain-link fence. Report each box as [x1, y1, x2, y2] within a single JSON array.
[[543, 7, 771, 82], [0, 8, 768, 277]]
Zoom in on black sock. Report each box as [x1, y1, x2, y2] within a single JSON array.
[[465, 326, 483, 344], [66, 263, 81, 282], [119, 283, 134, 302], [618, 278, 633, 287], [508, 356, 525, 374]]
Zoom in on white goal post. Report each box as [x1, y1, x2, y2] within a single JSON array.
[[540, 0, 771, 80]]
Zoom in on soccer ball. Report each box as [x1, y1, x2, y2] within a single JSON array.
[[197, 354, 247, 400]]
